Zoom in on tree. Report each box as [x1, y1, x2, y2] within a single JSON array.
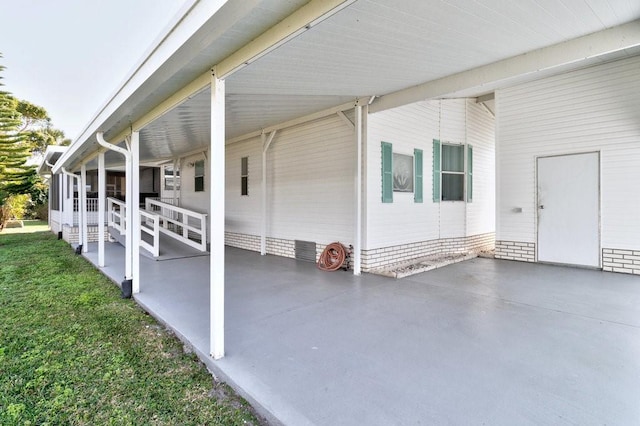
[[0, 59, 36, 228]]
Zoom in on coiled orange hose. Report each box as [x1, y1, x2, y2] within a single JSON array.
[[317, 242, 347, 271]]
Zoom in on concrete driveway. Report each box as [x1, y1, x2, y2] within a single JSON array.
[[85, 243, 640, 425]]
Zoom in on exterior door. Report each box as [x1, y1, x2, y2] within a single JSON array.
[[537, 152, 600, 267]]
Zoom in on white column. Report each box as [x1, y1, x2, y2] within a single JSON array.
[[80, 164, 88, 252], [48, 175, 52, 228], [210, 70, 225, 360], [172, 159, 178, 205], [131, 132, 141, 294], [58, 174, 64, 228], [124, 139, 133, 281], [261, 132, 267, 255], [98, 152, 106, 267], [260, 131, 276, 256], [353, 105, 363, 275]]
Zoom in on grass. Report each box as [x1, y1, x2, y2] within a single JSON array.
[[0, 228, 261, 425]]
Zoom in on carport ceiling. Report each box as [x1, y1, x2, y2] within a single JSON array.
[[82, 0, 640, 169]]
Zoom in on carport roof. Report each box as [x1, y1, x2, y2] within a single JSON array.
[[54, 0, 640, 171]]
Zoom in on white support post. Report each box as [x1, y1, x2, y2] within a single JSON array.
[[261, 132, 266, 255], [210, 69, 225, 360], [58, 174, 64, 228], [354, 105, 362, 275], [98, 152, 106, 267], [261, 131, 276, 256], [80, 164, 88, 253], [172, 159, 178, 205], [131, 132, 141, 294], [124, 146, 133, 281]]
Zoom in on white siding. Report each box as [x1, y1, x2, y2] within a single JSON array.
[[180, 152, 209, 215], [466, 100, 496, 236], [226, 136, 262, 236], [496, 56, 640, 250], [366, 99, 495, 249], [366, 101, 440, 248], [267, 114, 355, 245]]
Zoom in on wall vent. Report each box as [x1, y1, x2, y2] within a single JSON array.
[[295, 240, 317, 262]]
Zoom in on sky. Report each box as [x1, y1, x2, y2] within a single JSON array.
[[0, 0, 186, 141]]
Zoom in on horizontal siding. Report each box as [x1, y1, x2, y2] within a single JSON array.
[[366, 99, 495, 248], [268, 114, 355, 245], [496, 55, 640, 249], [226, 136, 262, 235], [180, 152, 209, 215], [466, 99, 496, 236], [366, 101, 440, 248]]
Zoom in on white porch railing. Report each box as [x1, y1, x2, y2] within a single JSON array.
[[139, 210, 160, 258], [107, 197, 126, 236], [145, 198, 207, 252], [73, 198, 104, 225], [107, 197, 161, 258]]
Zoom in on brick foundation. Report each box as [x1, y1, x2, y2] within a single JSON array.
[[62, 225, 110, 244], [225, 232, 494, 272], [495, 240, 535, 262], [602, 248, 640, 275], [361, 233, 495, 272]]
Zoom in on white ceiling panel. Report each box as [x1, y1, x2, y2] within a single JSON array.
[[60, 0, 640, 171]]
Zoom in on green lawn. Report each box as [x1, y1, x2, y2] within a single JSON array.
[[0, 229, 261, 425]]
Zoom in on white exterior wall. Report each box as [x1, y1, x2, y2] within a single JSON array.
[[366, 101, 440, 247], [267, 114, 355, 245], [180, 152, 210, 216], [466, 100, 496, 236], [496, 56, 640, 268], [366, 99, 495, 251], [226, 136, 262, 236], [225, 114, 355, 255]]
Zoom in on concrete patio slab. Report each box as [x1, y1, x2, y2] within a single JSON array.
[[82, 243, 640, 425]]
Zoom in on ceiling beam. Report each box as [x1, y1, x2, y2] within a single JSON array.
[[371, 19, 640, 113], [216, 0, 358, 79]]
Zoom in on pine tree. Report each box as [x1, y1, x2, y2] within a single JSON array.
[[0, 58, 36, 227]]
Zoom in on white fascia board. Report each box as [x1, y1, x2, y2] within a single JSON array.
[[371, 19, 640, 113], [54, 0, 232, 174]]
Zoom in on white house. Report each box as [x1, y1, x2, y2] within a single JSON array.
[[42, 0, 640, 360]]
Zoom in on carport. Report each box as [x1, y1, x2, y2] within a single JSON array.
[[82, 242, 640, 425]]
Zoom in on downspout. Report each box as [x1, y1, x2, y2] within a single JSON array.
[[97, 132, 134, 297], [60, 167, 83, 253]]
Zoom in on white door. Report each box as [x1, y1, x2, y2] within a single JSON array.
[[537, 152, 600, 267]]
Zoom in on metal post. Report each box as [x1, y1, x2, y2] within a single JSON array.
[[80, 164, 88, 253], [210, 69, 225, 360], [131, 132, 140, 294], [98, 152, 106, 267], [353, 104, 362, 275]]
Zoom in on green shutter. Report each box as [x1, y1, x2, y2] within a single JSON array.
[[467, 145, 473, 203], [414, 148, 423, 203], [432, 139, 441, 202], [381, 142, 393, 203]]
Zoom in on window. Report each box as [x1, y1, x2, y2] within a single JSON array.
[[164, 165, 180, 191], [442, 144, 464, 201], [432, 140, 473, 202], [241, 156, 248, 196], [381, 142, 423, 203], [194, 159, 205, 192]]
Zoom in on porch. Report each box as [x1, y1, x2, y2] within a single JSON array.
[[81, 243, 640, 425]]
